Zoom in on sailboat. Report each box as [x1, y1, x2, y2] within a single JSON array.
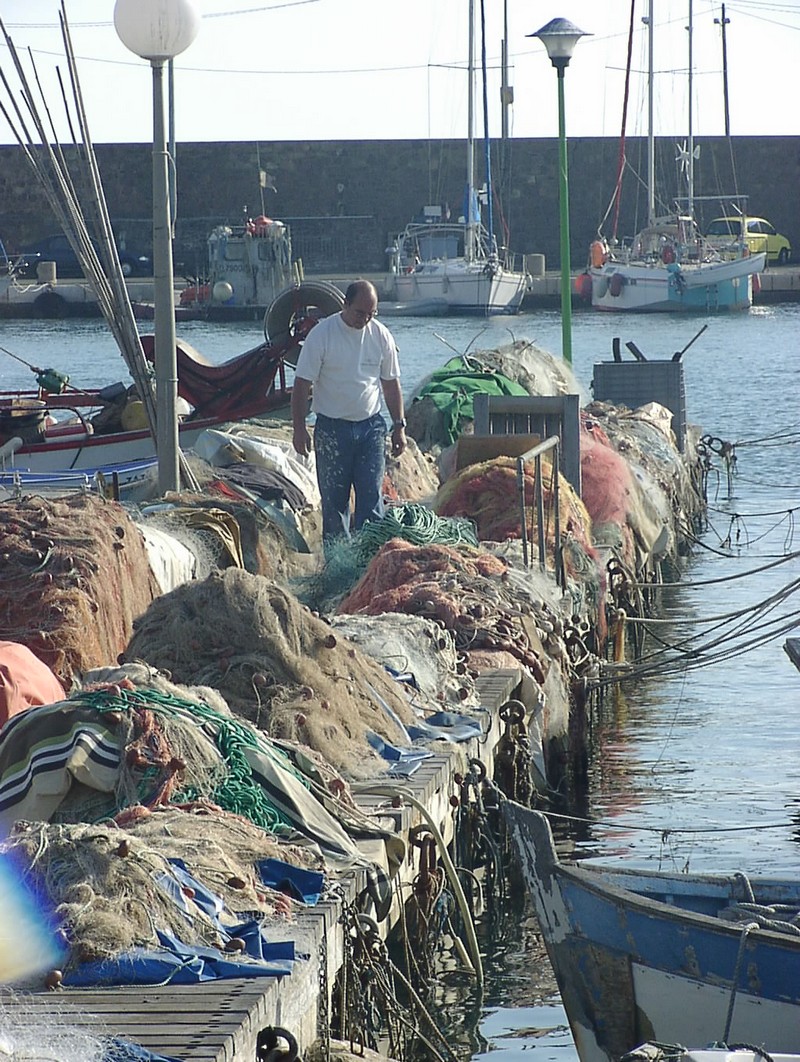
[[586, 0, 764, 313], [388, 0, 529, 316]]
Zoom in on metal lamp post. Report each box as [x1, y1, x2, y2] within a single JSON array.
[[114, 0, 199, 494], [529, 18, 589, 366]]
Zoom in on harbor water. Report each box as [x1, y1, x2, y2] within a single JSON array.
[[1, 304, 798, 1059]]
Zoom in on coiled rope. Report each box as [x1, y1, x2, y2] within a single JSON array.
[[357, 503, 479, 560]]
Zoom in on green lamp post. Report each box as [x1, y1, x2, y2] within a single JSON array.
[[529, 18, 590, 365]]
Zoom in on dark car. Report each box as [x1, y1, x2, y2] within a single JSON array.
[[15, 233, 152, 279]]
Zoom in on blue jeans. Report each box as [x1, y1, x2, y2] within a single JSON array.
[[313, 413, 387, 544]]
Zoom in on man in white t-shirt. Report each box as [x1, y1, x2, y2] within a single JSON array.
[[291, 279, 406, 546]]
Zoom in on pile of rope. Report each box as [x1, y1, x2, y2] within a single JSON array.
[[337, 540, 568, 687], [0, 494, 159, 686], [123, 568, 417, 779], [69, 681, 303, 832]]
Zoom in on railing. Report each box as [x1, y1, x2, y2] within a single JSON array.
[[517, 434, 565, 589]]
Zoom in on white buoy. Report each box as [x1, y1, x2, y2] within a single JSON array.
[[212, 280, 234, 303]]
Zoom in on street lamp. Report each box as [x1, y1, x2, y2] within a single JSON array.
[[114, 0, 200, 494], [528, 18, 589, 366]]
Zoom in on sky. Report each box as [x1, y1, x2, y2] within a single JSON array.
[[0, 0, 798, 148]]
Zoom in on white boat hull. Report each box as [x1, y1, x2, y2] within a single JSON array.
[[395, 261, 528, 315], [590, 253, 765, 312], [2, 420, 214, 482]]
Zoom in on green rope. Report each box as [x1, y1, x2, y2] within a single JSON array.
[[69, 685, 304, 832], [294, 503, 479, 612], [356, 502, 478, 561]]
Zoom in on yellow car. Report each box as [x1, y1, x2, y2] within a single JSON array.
[[705, 216, 792, 265]]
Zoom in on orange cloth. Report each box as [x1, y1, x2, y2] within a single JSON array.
[[0, 641, 67, 726]]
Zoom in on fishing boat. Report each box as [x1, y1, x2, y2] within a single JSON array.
[[179, 212, 297, 320], [503, 802, 800, 1062], [0, 281, 343, 485], [387, 0, 529, 316], [582, 1, 764, 313], [622, 1046, 800, 1062]]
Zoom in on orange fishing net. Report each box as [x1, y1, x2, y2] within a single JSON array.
[[433, 455, 596, 579]]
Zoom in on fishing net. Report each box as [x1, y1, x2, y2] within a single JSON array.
[[1, 805, 314, 977], [294, 504, 479, 614], [0, 995, 129, 1062], [383, 435, 441, 504], [328, 612, 476, 708], [433, 454, 598, 584], [0, 494, 159, 687], [584, 401, 705, 570], [336, 539, 564, 687], [122, 569, 417, 779]]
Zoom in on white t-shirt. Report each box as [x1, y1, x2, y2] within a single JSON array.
[[294, 312, 400, 421]]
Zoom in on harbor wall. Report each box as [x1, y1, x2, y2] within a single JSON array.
[[1, 136, 798, 276]]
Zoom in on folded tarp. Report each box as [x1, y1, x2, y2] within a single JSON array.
[[256, 857, 325, 905], [413, 359, 529, 445], [64, 921, 295, 987]]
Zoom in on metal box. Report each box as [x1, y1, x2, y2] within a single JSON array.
[[592, 360, 686, 450]]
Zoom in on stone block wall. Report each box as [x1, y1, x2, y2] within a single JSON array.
[[1, 137, 797, 275]]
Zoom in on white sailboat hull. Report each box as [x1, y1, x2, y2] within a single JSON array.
[[394, 259, 528, 315], [590, 252, 765, 313]]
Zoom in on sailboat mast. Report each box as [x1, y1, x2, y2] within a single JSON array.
[[647, 0, 655, 225], [480, 0, 495, 254], [687, 0, 694, 217], [466, 0, 476, 262]]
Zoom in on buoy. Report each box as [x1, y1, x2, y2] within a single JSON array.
[[574, 273, 593, 301], [609, 272, 625, 297], [212, 280, 234, 303]]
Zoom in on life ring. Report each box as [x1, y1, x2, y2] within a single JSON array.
[[609, 272, 625, 297], [263, 280, 345, 368], [590, 240, 608, 268], [661, 244, 676, 265]]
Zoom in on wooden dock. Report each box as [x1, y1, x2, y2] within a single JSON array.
[[0, 669, 524, 1060]]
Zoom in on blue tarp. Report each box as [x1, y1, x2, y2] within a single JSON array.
[[256, 857, 324, 906], [64, 921, 295, 987]]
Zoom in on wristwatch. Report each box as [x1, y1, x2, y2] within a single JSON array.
[[392, 419, 407, 430]]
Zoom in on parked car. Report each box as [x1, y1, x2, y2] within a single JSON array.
[[704, 216, 791, 265], [14, 233, 152, 279]]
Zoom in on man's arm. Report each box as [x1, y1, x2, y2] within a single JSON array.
[[291, 376, 313, 456], [381, 376, 407, 457]]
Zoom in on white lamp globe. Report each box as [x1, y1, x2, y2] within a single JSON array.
[[114, 0, 200, 61]]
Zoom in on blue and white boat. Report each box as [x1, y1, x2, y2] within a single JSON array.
[[585, 1, 764, 314], [504, 802, 800, 1062]]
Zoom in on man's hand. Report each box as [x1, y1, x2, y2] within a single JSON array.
[[390, 425, 407, 457], [293, 426, 312, 457]]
